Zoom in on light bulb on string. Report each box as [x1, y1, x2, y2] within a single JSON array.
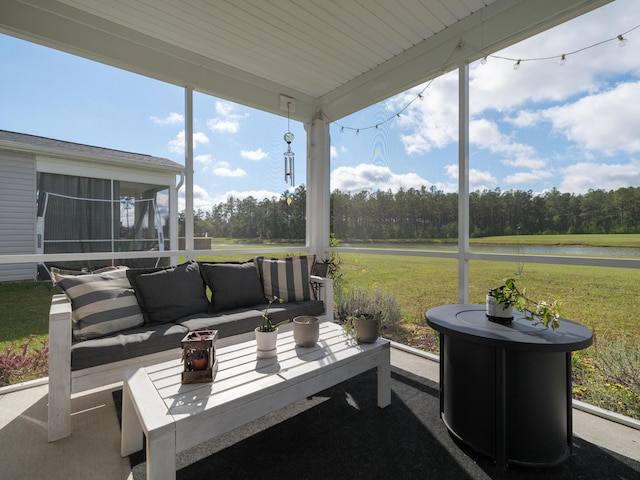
[[559, 54, 566, 66], [618, 34, 628, 47], [481, 56, 488, 65], [513, 59, 521, 70]]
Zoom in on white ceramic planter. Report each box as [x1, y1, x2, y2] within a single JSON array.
[[255, 327, 278, 358], [293, 316, 319, 347], [486, 294, 513, 322]]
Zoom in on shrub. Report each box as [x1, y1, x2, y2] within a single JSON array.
[[335, 286, 402, 328], [0, 335, 49, 387], [573, 338, 640, 419]]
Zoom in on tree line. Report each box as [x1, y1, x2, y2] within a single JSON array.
[[180, 185, 640, 240]]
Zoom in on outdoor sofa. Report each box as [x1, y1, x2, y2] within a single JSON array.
[[47, 256, 333, 442]]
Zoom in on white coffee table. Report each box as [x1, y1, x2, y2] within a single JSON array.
[[120, 321, 391, 480]]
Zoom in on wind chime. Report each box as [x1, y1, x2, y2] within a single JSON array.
[[283, 101, 295, 186]]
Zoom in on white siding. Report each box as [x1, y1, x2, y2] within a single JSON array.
[[0, 151, 36, 281]]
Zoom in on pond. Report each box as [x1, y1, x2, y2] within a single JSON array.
[[340, 243, 640, 258]]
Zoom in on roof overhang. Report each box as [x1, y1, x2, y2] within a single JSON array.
[[0, 0, 612, 123]]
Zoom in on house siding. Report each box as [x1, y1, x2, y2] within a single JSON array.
[[0, 151, 37, 281]]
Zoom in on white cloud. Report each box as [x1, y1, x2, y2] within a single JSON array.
[[445, 164, 498, 191], [331, 163, 431, 193], [206, 101, 247, 133], [178, 186, 283, 212], [505, 170, 554, 185], [168, 130, 209, 154], [213, 161, 247, 178], [387, 73, 459, 155], [560, 160, 640, 194], [150, 112, 183, 125], [504, 110, 542, 128], [240, 148, 268, 161], [194, 154, 213, 165], [541, 81, 640, 156]]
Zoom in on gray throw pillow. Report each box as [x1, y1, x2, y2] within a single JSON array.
[[126, 261, 208, 324], [51, 266, 144, 341], [200, 262, 266, 312]]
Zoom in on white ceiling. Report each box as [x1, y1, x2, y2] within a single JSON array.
[[1, 0, 612, 122]]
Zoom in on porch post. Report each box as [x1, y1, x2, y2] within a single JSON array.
[[305, 118, 330, 260], [184, 87, 194, 259], [458, 63, 470, 303]]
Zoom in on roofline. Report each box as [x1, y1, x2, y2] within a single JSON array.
[[0, 132, 184, 174]]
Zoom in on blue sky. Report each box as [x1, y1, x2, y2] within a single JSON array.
[[1, 0, 640, 212]]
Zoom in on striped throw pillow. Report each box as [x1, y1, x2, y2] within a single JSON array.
[[52, 266, 144, 341], [254, 255, 315, 302]]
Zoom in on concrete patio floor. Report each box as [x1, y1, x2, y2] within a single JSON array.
[[1, 346, 638, 480]]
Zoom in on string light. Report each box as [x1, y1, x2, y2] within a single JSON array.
[[478, 24, 638, 68], [327, 24, 639, 133]]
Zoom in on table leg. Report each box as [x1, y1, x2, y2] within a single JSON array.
[[146, 428, 176, 480], [377, 345, 391, 408], [495, 348, 507, 471], [120, 380, 143, 457]]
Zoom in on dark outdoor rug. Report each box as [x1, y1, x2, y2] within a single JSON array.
[[113, 367, 640, 480]]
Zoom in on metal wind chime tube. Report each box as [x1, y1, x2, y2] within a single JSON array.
[[284, 101, 295, 186]]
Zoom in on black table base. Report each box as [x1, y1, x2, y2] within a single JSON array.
[[426, 304, 593, 470]]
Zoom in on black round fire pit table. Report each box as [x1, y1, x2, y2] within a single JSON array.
[[425, 304, 593, 470]]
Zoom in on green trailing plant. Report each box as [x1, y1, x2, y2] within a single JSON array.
[[488, 277, 562, 329], [257, 296, 290, 332]]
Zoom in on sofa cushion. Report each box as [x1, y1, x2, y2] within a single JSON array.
[[176, 300, 324, 338], [70, 322, 188, 371], [200, 262, 266, 313], [51, 266, 144, 341], [254, 255, 315, 302], [126, 261, 208, 324]]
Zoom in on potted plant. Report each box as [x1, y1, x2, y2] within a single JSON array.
[[292, 315, 320, 347], [255, 296, 289, 358], [311, 258, 334, 277], [487, 277, 562, 329], [342, 310, 382, 344]]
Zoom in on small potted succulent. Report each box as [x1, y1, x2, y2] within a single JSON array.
[[342, 310, 382, 344], [487, 277, 562, 330], [255, 296, 290, 358]]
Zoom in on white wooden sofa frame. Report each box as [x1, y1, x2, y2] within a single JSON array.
[[48, 275, 333, 442]]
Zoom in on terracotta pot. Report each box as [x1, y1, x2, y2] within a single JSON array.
[[255, 327, 278, 358], [293, 316, 319, 347]]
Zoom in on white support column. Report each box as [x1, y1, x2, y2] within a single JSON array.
[[169, 177, 179, 265], [305, 118, 331, 260], [458, 63, 470, 304], [184, 87, 195, 259]]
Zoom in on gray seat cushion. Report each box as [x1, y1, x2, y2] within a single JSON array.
[[177, 301, 324, 337], [71, 300, 324, 371], [71, 322, 188, 371]]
